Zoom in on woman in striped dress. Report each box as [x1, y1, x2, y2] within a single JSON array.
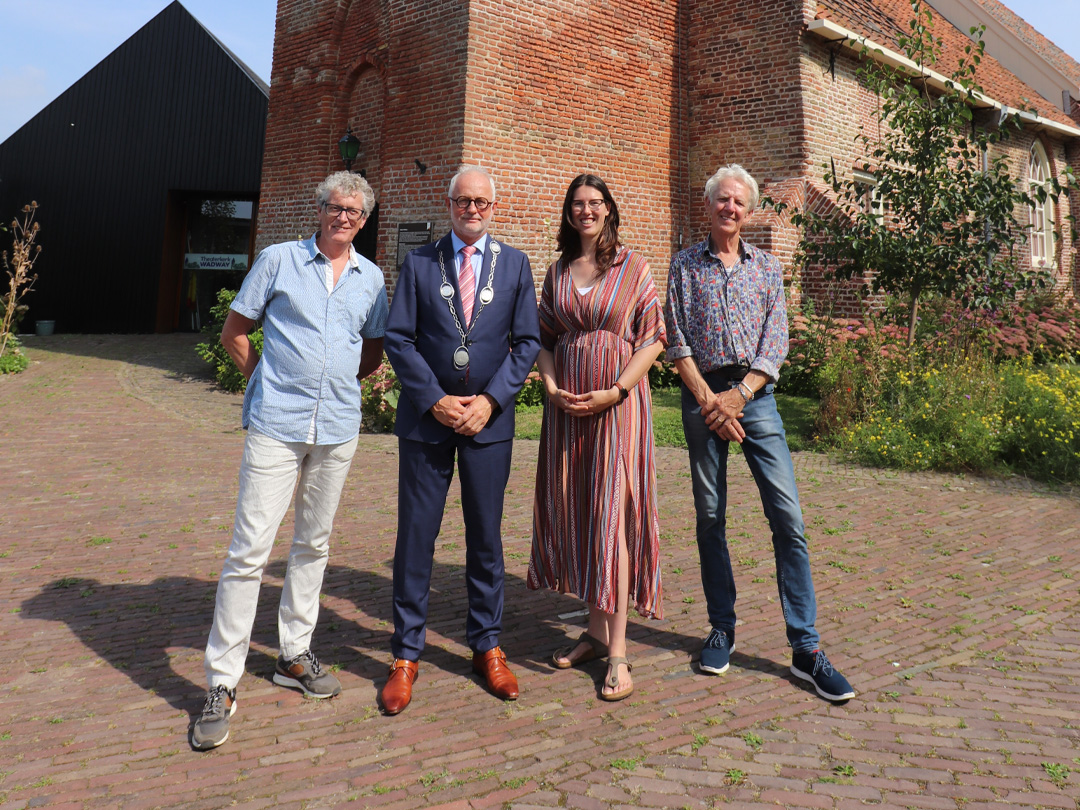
[[527, 174, 666, 701]]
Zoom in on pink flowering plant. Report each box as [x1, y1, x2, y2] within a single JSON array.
[[515, 369, 546, 408], [360, 360, 399, 433]]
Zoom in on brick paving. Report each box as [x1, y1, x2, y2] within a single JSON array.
[[1, 333, 1078, 810]]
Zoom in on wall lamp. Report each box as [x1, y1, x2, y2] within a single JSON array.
[[338, 128, 365, 177]]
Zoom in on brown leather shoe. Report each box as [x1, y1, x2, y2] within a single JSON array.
[[380, 659, 418, 715], [472, 646, 519, 700]]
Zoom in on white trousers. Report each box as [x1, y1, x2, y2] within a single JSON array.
[[204, 429, 358, 689]]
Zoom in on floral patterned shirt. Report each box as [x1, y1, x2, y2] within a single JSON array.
[[664, 239, 788, 383]]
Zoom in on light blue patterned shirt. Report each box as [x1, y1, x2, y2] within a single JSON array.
[[231, 234, 389, 444]]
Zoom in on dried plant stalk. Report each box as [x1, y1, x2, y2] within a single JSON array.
[[1, 202, 42, 357]]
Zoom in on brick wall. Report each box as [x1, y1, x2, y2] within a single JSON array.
[[462, 0, 682, 295], [258, 0, 1078, 308], [1068, 139, 1080, 294], [258, 0, 470, 294], [788, 20, 1079, 315], [684, 0, 809, 248], [259, 0, 682, 296]]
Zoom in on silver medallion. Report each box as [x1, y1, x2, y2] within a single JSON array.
[[478, 286, 494, 305], [489, 241, 501, 255], [440, 282, 455, 300], [453, 345, 470, 369]]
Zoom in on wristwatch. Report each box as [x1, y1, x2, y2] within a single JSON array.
[[613, 381, 630, 402]]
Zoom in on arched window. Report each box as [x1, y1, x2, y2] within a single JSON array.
[[1028, 141, 1054, 267]]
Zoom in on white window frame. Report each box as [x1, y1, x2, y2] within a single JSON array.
[[1028, 141, 1054, 267], [853, 170, 884, 224]]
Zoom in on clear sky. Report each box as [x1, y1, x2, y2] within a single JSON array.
[[0, 0, 1077, 143], [0, 0, 277, 142], [999, 0, 1080, 71]]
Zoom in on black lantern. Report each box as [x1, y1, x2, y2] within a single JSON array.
[[338, 128, 361, 171]]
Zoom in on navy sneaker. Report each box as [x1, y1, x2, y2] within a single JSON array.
[[790, 649, 854, 702], [699, 627, 735, 675]]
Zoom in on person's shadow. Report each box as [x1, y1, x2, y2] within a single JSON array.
[[322, 556, 791, 695], [500, 565, 788, 687], [20, 556, 799, 722], [19, 570, 385, 719]]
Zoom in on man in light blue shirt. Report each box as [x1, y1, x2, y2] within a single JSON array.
[[192, 172, 389, 751]]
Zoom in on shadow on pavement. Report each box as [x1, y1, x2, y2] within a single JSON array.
[[317, 557, 794, 693], [20, 557, 796, 720], [21, 333, 216, 377], [19, 573, 383, 716]]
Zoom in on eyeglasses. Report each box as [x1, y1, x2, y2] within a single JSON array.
[[450, 196, 493, 212], [571, 199, 607, 213], [323, 203, 366, 222]]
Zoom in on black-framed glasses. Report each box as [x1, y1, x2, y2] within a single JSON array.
[[571, 199, 607, 213], [323, 202, 366, 222], [450, 196, 493, 212]]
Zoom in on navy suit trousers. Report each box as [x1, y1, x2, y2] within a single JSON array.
[[391, 434, 513, 660]]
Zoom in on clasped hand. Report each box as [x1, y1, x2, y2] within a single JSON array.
[[701, 388, 746, 443], [431, 394, 495, 436], [546, 386, 619, 417]]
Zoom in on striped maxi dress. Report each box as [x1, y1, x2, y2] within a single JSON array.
[[527, 249, 666, 619]]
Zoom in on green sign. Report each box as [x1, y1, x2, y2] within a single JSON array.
[[184, 253, 249, 271]]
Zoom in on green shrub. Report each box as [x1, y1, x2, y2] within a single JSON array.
[[832, 352, 1003, 474], [648, 357, 681, 390], [829, 351, 1080, 484], [780, 303, 836, 397], [781, 306, 907, 399], [979, 299, 1080, 364], [515, 370, 545, 407], [0, 335, 28, 374], [998, 361, 1080, 483], [814, 320, 907, 436], [195, 289, 262, 394]]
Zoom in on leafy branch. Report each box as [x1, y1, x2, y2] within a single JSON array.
[[768, 0, 1074, 346]]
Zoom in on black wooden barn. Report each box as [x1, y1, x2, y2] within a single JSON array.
[[0, 1, 268, 333]]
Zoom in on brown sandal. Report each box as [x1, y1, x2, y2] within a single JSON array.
[[599, 656, 633, 701], [552, 631, 607, 669]]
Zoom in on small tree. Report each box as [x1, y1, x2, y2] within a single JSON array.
[[780, 0, 1073, 346], [1, 201, 42, 358]]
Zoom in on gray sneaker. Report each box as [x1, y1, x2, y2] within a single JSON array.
[[191, 685, 236, 750], [273, 649, 341, 698]]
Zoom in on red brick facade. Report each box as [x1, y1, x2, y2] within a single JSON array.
[[258, 0, 1080, 310]]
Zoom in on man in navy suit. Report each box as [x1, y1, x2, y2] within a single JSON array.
[[381, 165, 541, 714]]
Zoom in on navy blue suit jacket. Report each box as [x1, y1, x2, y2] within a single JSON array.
[[385, 234, 541, 444]]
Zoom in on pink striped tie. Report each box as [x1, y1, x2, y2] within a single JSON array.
[[459, 245, 477, 324]]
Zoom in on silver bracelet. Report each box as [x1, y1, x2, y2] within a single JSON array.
[[736, 381, 754, 402]]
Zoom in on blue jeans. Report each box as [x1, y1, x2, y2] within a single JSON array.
[[681, 374, 819, 653]]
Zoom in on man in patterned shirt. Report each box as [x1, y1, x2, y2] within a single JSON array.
[[191, 172, 390, 750], [664, 164, 854, 703]]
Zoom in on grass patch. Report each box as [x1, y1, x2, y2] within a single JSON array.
[[516, 388, 818, 451], [610, 755, 643, 771]]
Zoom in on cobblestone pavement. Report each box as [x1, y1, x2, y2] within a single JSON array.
[[1, 334, 1078, 810]]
